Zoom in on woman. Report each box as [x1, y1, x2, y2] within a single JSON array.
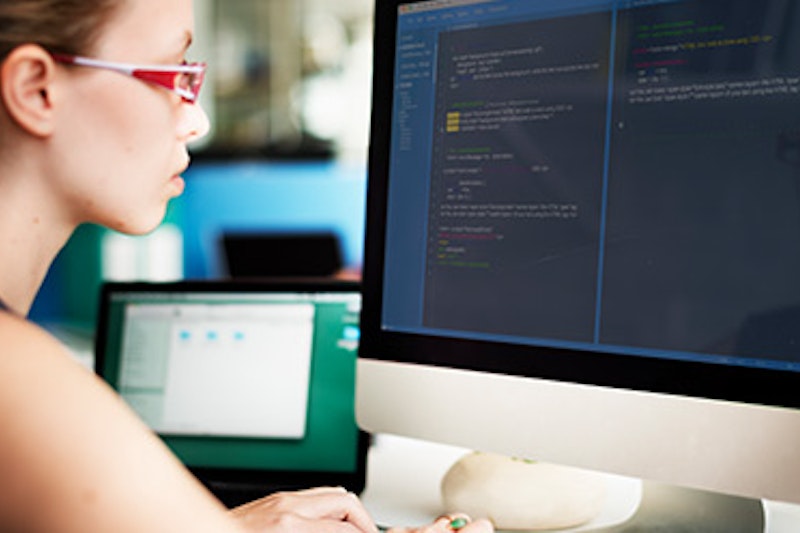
[[0, 0, 495, 532]]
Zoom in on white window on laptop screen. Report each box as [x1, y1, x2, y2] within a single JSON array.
[[119, 301, 314, 439]]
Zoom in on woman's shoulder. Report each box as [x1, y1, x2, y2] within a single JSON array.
[[0, 312, 102, 457], [0, 313, 101, 528], [0, 312, 240, 532], [0, 312, 93, 424], [0, 310, 60, 346], [0, 311, 75, 366]]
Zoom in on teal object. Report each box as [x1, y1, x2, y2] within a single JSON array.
[[449, 517, 469, 530]]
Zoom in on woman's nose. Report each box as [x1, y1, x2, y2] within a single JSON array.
[[179, 100, 211, 144]]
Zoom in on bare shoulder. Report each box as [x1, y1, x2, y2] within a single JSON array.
[[0, 313, 240, 533], [0, 310, 79, 369], [0, 311, 101, 423], [0, 312, 89, 408]]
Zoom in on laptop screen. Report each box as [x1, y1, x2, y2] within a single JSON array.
[[94, 280, 366, 503]]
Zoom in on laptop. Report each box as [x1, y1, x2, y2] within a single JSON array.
[[221, 231, 343, 278], [94, 279, 368, 508]]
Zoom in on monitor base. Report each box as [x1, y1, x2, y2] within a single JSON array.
[[587, 481, 765, 533]]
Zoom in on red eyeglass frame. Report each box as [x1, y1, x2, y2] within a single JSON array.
[[51, 53, 207, 103]]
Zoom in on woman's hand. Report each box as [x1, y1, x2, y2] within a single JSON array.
[[230, 487, 494, 533], [230, 486, 378, 533]]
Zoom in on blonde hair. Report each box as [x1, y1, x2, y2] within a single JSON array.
[[0, 0, 119, 59]]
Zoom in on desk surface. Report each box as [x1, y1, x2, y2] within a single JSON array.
[[360, 434, 800, 533], [361, 435, 643, 532]]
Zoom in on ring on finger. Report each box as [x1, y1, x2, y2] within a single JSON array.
[[437, 514, 471, 531]]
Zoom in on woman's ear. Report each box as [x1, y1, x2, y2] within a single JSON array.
[[0, 44, 58, 137]]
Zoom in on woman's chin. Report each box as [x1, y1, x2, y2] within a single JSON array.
[[168, 175, 186, 197], [108, 209, 170, 236]]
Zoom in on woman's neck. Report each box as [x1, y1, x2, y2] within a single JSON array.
[[0, 167, 76, 316], [0, 224, 72, 316]]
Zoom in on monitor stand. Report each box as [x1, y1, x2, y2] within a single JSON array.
[[589, 481, 765, 533]]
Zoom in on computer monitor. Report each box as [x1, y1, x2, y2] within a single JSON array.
[[356, 0, 800, 528]]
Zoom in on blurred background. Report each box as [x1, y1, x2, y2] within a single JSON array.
[[193, 0, 373, 161], [31, 0, 375, 331]]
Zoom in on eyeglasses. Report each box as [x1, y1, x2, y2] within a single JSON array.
[[51, 53, 206, 103]]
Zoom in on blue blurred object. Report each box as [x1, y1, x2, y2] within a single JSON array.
[[179, 160, 366, 278]]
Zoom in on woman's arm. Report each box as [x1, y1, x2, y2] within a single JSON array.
[[0, 313, 244, 533], [0, 313, 491, 533], [0, 313, 386, 533]]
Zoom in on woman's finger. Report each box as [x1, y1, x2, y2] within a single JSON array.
[[231, 487, 378, 533], [385, 512, 493, 533]]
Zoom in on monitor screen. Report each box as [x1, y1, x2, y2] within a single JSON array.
[[357, 0, 800, 512]]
